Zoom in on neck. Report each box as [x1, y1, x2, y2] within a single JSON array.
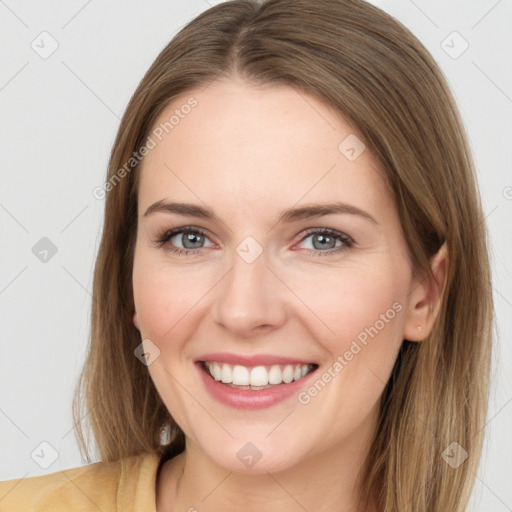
[[156, 406, 378, 512]]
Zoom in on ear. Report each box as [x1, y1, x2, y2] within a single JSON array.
[[133, 311, 140, 331], [403, 241, 448, 342]]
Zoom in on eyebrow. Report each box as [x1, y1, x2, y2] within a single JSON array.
[[143, 200, 378, 225]]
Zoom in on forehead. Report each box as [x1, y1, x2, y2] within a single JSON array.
[[137, 79, 392, 220]]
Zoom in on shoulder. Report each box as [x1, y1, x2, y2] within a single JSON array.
[[0, 452, 160, 512]]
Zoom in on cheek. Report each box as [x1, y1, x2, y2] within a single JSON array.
[[287, 260, 407, 422], [286, 267, 406, 447], [132, 252, 208, 425], [286, 262, 405, 352], [132, 251, 213, 340]]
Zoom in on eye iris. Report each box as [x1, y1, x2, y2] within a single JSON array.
[[313, 233, 335, 250], [182, 231, 204, 249]]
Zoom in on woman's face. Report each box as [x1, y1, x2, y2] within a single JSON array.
[[132, 78, 425, 473]]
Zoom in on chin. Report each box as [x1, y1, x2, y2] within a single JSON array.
[[215, 450, 302, 475], [194, 431, 313, 475]]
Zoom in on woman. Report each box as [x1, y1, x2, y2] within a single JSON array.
[[0, 0, 493, 510]]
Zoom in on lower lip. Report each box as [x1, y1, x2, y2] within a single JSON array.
[[196, 362, 317, 410]]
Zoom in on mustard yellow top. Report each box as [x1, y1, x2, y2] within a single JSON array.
[[0, 452, 162, 511]]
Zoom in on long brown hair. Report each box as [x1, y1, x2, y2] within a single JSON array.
[[72, 1, 494, 510]]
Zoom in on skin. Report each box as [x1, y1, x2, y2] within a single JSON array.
[[132, 77, 447, 512]]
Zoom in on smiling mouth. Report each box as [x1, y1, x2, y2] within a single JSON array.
[[200, 361, 318, 390]]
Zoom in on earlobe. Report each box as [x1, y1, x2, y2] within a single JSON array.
[[133, 311, 140, 330], [403, 241, 448, 342]]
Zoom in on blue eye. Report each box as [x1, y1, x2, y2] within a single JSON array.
[[154, 227, 214, 257], [153, 226, 354, 257], [297, 228, 354, 256]]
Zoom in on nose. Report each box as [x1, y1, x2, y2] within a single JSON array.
[[212, 247, 287, 338]]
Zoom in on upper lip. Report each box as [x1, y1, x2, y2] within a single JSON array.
[[195, 352, 317, 367]]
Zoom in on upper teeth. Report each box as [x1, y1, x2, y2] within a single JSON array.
[[205, 362, 313, 386]]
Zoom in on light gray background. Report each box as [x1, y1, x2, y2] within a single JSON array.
[[0, 0, 511, 510]]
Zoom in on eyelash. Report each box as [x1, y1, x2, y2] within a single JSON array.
[[153, 226, 354, 258]]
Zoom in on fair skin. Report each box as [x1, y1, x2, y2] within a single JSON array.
[[132, 77, 447, 512]]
